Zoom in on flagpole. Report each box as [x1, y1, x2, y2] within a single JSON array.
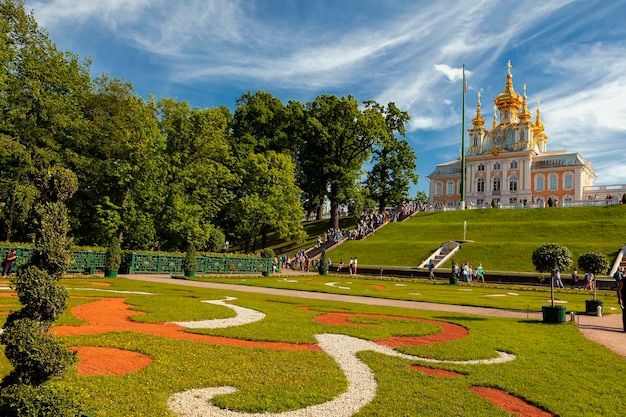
[[460, 64, 466, 210]]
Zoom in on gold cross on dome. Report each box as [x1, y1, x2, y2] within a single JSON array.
[[507, 60, 512, 73]]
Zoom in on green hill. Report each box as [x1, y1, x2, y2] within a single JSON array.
[[327, 205, 626, 274]]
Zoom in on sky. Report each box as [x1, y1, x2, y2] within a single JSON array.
[[25, 0, 626, 195]]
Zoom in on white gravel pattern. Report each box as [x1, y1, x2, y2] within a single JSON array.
[[170, 297, 266, 329], [167, 332, 516, 417]]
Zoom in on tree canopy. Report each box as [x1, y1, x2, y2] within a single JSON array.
[[0, 0, 421, 253]]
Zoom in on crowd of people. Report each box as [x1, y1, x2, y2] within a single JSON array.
[[450, 261, 485, 283]]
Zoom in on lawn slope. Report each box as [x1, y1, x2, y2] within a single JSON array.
[[328, 205, 625, 273]]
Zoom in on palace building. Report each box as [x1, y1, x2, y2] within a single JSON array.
[[427, 63, 602, 208]]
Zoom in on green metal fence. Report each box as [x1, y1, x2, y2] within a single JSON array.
[[1, 245, 273, 275], [127, 253, 274, 275]]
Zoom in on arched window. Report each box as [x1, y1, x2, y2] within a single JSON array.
[[509, 176, 518, 191], [476, 178, 485, 193], [535, 175, 544, 191], [548, 174, 558, 191], [446, 181, 455, 195], [564, 173, 573, 190], [493, 177, 501, 192]]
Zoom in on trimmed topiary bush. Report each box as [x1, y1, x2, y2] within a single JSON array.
[[0, 166, 81, 415], [184, 244, 198, 276], [105, 236, 122, 272]]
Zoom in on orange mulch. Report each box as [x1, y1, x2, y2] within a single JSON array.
[[471, 387, 555, 417], [0, 293, 16, 298], [88, 282, 112, 287], [70, 346, 152, 376]]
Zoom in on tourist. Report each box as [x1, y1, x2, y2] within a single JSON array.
[[552, 268, 564, 288], [429, 260, 435, 279], [476, 263, 485, 283], [349, 258, 354, 276], [584, 271, 594, 290], [337, 259, 344, 272], [2, 249, 17, 276], [353, 257, 358, 275]]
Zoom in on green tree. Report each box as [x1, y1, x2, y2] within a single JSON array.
[[0, 0, 91, 242], [364, 102, 418, 212], [301, 95, 385, 229], [415, 190, 429, 205], [157, 99, 236, 250], [223, 151, 306, 253]]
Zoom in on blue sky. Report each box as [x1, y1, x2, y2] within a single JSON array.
[[26, 0, 626, 194]]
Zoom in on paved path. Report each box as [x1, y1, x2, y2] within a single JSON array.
[[125, 274, 626, 358]]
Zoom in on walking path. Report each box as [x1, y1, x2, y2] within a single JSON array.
[[125, 274, 626, 358]]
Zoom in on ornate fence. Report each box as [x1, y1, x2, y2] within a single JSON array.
[[0, 245, 273, 276]]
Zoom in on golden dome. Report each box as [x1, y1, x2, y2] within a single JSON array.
[[494, 60, 521, 107]]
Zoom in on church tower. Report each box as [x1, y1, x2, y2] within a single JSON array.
[[493, 60, 521, 125]]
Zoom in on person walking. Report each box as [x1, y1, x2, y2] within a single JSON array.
[[353, 257, 358, 275], [476, 263, 485, 283], [428, 260, 435, 279], [349, 258, 354, 276], [584, 271, 594, 290], [552, 268, 564, 289]]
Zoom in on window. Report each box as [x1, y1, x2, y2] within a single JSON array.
[[520, 131, 525, 141], [510, 161, 518, 169], [536, 176, 544, 191], [446, 181, 455, 195], [509, 197, 517, 204], [494, 162, 501, 170], [477, 163, 485, 172], [509, 176, 518, 191], [476, 198, 484, 206], [549, 174, 558, 191], [476, 178, 485, 193], [435, 182, 443, 196], [493, 177, 501, 191], [564, 174, 573, 190]]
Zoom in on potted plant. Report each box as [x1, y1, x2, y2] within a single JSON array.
[[260, 247, 274, 276], [318, 249, 329, 276], [184, 244, 198, 278], [532, 243, 572, 323], [577, 252, 609, 314], [105, 236, 122, 277]]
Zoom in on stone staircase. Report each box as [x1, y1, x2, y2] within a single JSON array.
[[418, 241, 460, 269]]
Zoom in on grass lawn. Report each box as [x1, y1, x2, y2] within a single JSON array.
[[1, 276, 625, 416], [327, 205, 626, 273]]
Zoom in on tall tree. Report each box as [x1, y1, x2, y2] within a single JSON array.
[[65, 76, 165, 248], [223, 151, 306, 253], [364, 102, 418, 212], [0, 0, 91, 242], [157, 99, 236, 250], [302, 95, 385, 229]]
